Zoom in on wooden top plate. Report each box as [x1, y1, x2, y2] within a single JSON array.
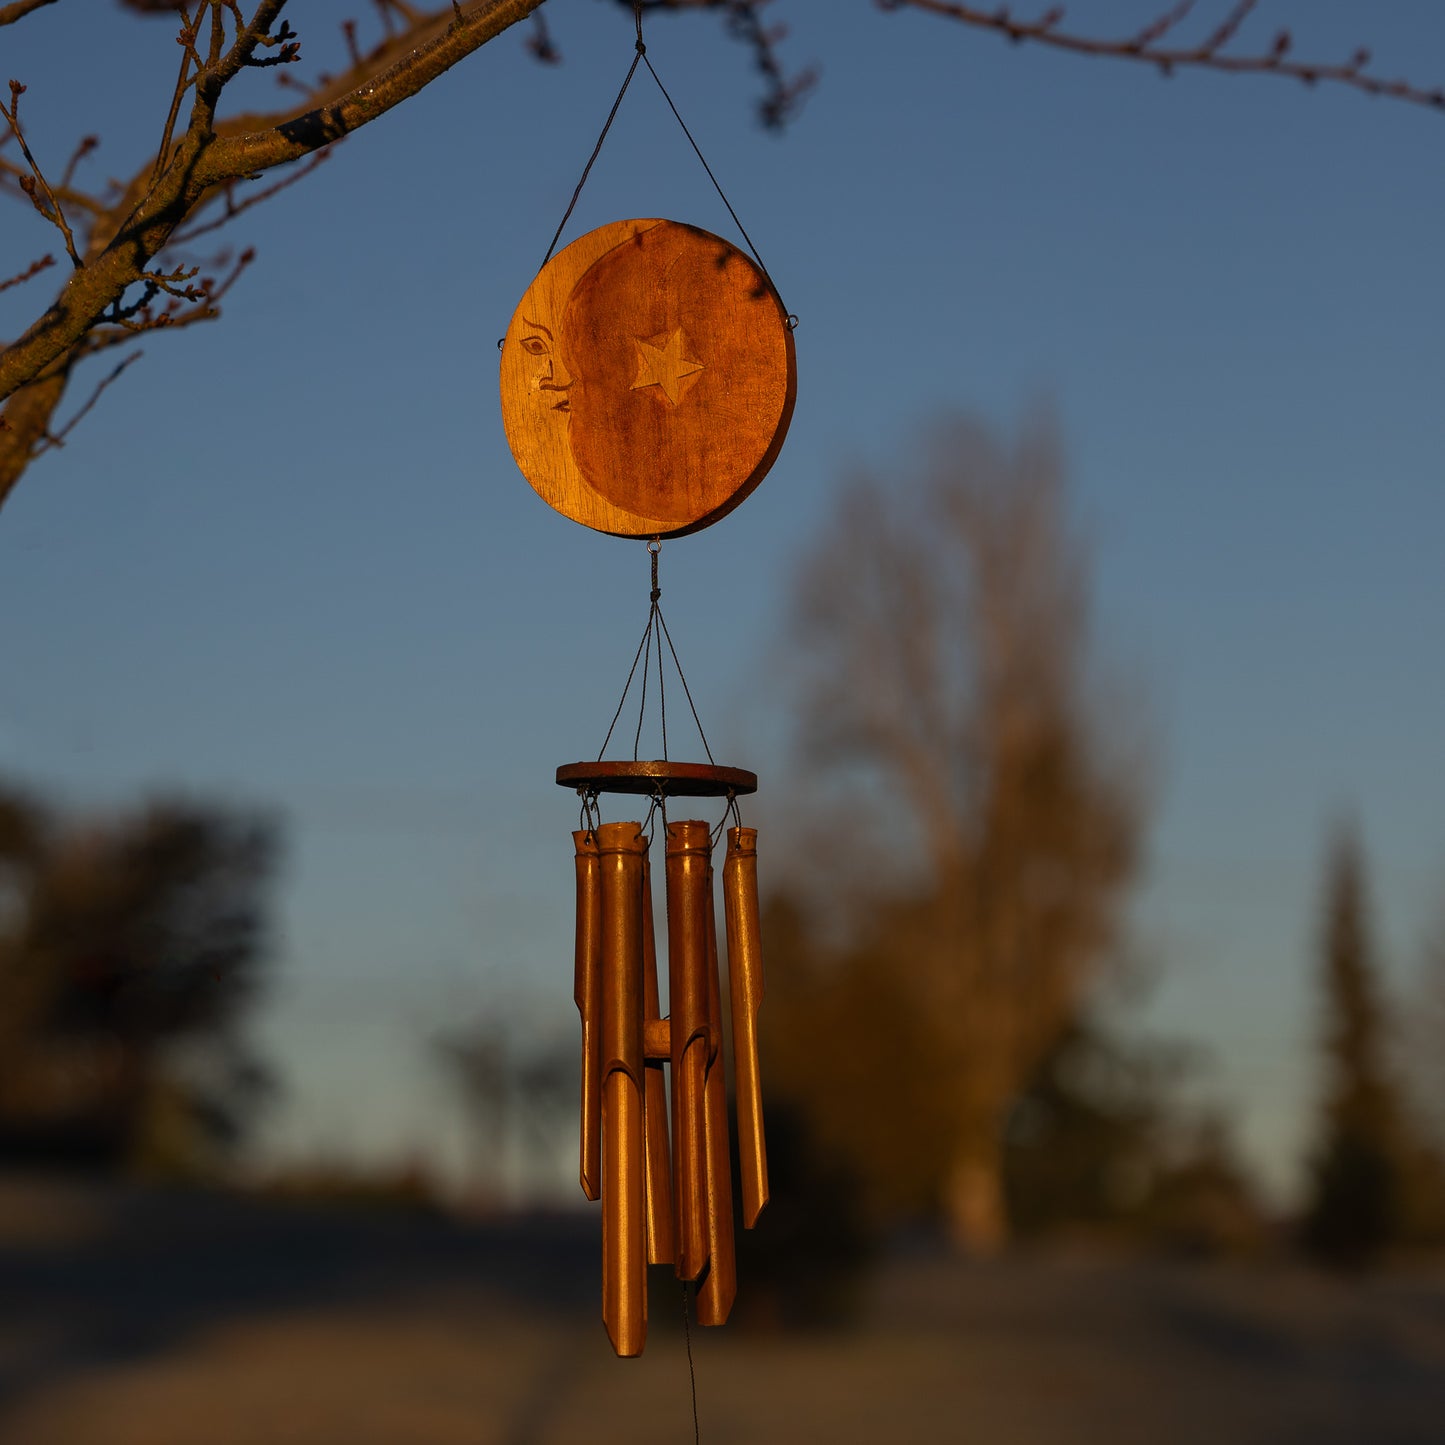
[[556, 761, 757, 797], [500, 219, 796, 538]]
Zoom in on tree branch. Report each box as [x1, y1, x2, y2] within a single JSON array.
[[197, 0, 545, 178], [32, 349, 143, 456], [625, 0, 816, 129], [0, 0, 544, 410], [883, 0, 1445, 113], [0, 252, 53, 293], [0, 0, 58, 26], [1, 81, 82, 265]]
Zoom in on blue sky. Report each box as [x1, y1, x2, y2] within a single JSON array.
[[2, 1, 1442, 1203]]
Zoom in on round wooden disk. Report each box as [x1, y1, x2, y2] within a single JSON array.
[[556, 761, 757, 797], [500, 219, 796, 538]]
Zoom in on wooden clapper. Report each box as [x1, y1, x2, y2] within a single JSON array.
[[500, 218, 795, 1356]]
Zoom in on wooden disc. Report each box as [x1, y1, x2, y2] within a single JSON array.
[[500, 219, 796, 538], [556, 761, 757, 797]]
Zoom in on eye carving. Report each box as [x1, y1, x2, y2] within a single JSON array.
[[521, 336, 550, 357]]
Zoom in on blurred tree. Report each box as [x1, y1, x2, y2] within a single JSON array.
[[771, 414, 1145, 1251], [0, 783, 277, 1172], [1003, 1015, 1176, 1236], [3, 4, 1439, 511], [1394, 907, 1445, 1250], [1300, 823, 1409, 1267], [435, 1020, 572, 1207], [765, 880, 1265, 1254], [1006, 1019, 1264, 1253], [1411, 908, 1445, 1149]]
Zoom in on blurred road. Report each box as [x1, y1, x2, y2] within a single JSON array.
[[1, 1174, 1442, 1445]]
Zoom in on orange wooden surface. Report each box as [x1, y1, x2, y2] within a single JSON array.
[[500, 219, 795, 538]]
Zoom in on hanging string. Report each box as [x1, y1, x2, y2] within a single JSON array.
[[538, 23, 645, 270], [533, 0, 790, 316], [653, 545, 669, 762], [577, 790, 600, 837], [597, 540, 716, 766], [635, 47, 773, 286], [680, 1281, 701, 1445]]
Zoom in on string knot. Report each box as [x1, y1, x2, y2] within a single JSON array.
[[635, 38, 646, 55]]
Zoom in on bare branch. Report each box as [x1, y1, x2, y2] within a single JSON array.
[[0, 0, 544, 410], [32, 349, 143, 455], [525, 9, 559, 64], [1132, 1, 1195, 50], [883, 1, 1445, 113], [198, 0, 547, 178], [151, 7, 200, 184], [191, 1, 294, 122], [170, 150, 329, 246], [1, 81, 82, 265], [0, 155, 109, 218], [90, 244, 252, 337], [0, 252, 54, 293], [0, 0, 59, 26], [623, 0, 816, 129], [59, 134, 98, 191]]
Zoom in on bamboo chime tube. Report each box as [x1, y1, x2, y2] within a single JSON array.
[[694, 864, 737, 1326], [640, 854, 675, 1266], [723, 825, 769, 1226], [665, 819, 713, 1282], [572, 830, 602, 1202], [596, 822, 648, 1357]]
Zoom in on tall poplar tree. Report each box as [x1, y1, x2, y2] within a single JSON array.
[[1301, 824, 1405, 1266]]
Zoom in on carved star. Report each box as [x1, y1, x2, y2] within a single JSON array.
[[631, 329, 704, 406]]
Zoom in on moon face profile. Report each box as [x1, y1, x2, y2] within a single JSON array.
[[499, 219, 796, 538]]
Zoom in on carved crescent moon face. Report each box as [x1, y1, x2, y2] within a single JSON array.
[[499, 219, 796, 538]]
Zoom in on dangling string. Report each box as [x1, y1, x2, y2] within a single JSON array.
[[534, 0, 791, 318], [537, 10, 646, 271], [680, 1281, 701, 1445], [597, 540, 717, 767]]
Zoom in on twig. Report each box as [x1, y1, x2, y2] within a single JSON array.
[[882, 1, 1445, 112], [169, 149, 331, 247], [59, 134, 98, 191], [0, 253, 53, 293], [1132, 2, 1196, 50], [152, 5, 201, 184], [0, 155, 108, 216], [1, 81, 82, 264], [33, 350, 143, 455], [526, 9, 559, 64], [619, 0, 816, 129]]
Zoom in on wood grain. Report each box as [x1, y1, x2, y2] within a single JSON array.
[[500, 219, 795, 538]]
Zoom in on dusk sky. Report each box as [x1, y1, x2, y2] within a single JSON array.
[[2, 1, 1442, 1203]]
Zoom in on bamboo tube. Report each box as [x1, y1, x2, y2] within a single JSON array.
[[723, 826, 769, 1226], [596, 821, 647, 1358], [695, 864, 737, 1327], [665, 819, 713, 1281], [573, 830, 602, 1202], [640, 853, 675, 1266]]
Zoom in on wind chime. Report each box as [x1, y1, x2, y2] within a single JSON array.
[[497, 22, 796, 1361]]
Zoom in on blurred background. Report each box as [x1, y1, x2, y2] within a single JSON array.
[[1, 2, 1443, 1441]]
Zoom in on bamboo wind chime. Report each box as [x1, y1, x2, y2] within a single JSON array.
[[549, 541, 780, 1357], [569, 802, 769, 1355], [497, 11, 796, 1358]]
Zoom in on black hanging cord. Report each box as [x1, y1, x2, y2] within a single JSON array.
[[538, 39, 645, 271], [533, 0, 790, 317], [681, 1281, 701, 1445], [636, 46, 771, 284], [597, 540, 716, 767]]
